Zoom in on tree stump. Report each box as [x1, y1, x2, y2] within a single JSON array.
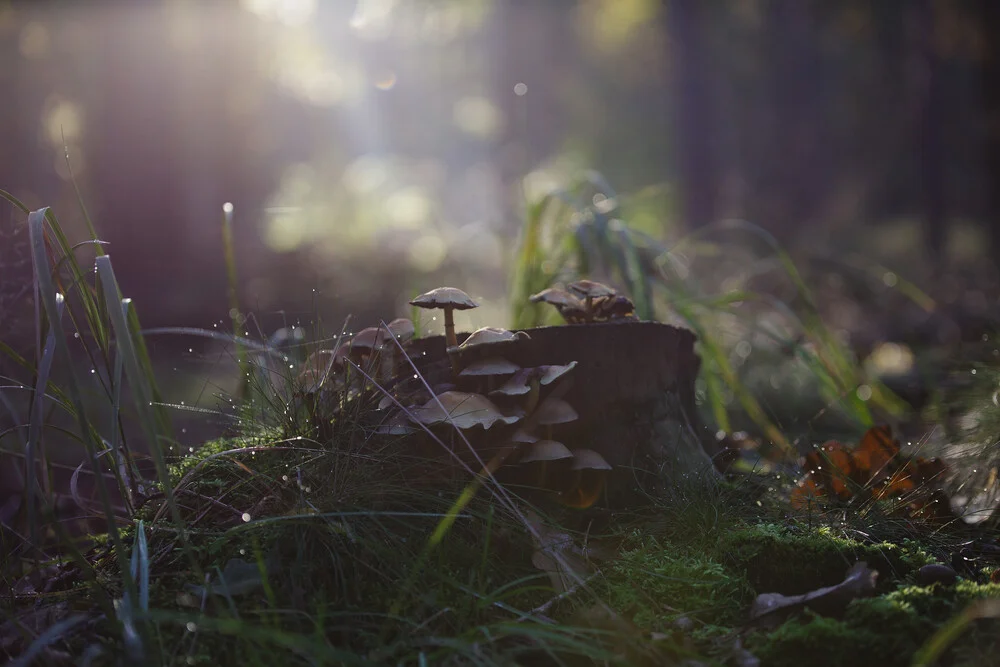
[[404, 321, 719, 504]]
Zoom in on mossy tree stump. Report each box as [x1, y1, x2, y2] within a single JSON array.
[[405, 321, 719, 505]]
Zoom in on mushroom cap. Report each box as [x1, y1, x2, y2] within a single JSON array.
[[376, 411, 420, 435], [459, 357, 521, 377], [595, 295, 636, 319], [529, 288, 584, 308], [538, 361, 578, 386], [520, 439, 574, 463], [351, 326, 386, 351], [569, 449, 612, 471], [297, 349, 337, 392], [409, 391, 521, 430], [455, 326, 530, 350], [409, 287, 479, 311], [386, 318, 416, 344], [567, 279, 616, 299], [533, 397, 579, 425], [511, 428, 540, 443], [489, 368, 535, 397]]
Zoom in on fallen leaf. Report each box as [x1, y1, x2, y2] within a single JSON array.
[[749, 561, 878, 627]]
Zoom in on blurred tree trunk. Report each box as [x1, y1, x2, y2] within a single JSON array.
[[664, 0, 717, 228], [981, 0, 1000, 268], [763, 0, 828, 235], [918, 0, 947, 269]]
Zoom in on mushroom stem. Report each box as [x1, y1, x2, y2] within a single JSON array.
[[523, 376, 541, 414], [584, 296, 594, 323], [443, 307, 457, 348]]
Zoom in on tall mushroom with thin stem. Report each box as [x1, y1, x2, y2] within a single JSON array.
[[410, 287, 479, 348]]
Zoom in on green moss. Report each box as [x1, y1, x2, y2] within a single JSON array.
[[602, 531, 753, 629], [719, 523, 931, 595], [750, 612, 906, 667]]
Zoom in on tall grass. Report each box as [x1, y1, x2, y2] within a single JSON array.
[[508, 174, 913, 455]]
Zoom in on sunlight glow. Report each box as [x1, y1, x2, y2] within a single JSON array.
[[453, 96, 501, 139]]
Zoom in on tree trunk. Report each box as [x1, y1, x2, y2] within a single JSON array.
[[405, 322, 717, 506], [980, 0, 1000, 269], [664, 0, 718, 228]]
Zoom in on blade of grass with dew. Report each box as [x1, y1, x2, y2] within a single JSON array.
[[94, 255, 199, 577], [24, 291, 63, 542], [109, 301, 136, 511], [27, 209, 131, 615], [118, 518, 150, 662], [222, 202, 251, 396], [2, 192, 110, 355]]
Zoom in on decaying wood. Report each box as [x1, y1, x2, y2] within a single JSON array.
[[404, 321, 718, 504]]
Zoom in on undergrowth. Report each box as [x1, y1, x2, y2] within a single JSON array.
[[2, 173, 999, 666]]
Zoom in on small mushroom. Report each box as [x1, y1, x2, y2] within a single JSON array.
[[459, 357, 521, 377], [409, 391, 521, 430], [297, 349, 337, 393], [490, 369, 535, 397], [375, 410, 421, 436], [386, 317, 416, 344], [593, 295, 637, 322], [533, 397, 579, 439], [537, 361, 578, 386], [567, 280, 617, 322], [519, 439, 574, 488], [409, 287, 479, 348], [459, 357, 521, 393], [529, 288, 591, 324], [560, 449, 612, 508], [349, 326, 386, 362], [510, 428, 540, 444], [452, 326, 530, 352], [381, 318, 416, 384]]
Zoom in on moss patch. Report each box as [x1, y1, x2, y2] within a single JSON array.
[[719, 522, 931, 595]]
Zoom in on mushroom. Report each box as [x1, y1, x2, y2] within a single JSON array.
[[297, 349, 338, 394], [459, 357, 521, 393], [386, 317, 416, 344], [529, 287, 584, 309], [381, 317, 416, 384], [458, 357, 521, 377], [409, 287, 479, 348], [408, 391, 521, 430], [510, 428, 540, 444], [519, 439, 574, 488], [375, 410, 420, 436], [559, 449, 612, 508], [533, 397, 579, 440], [593, 295, 637, 322], [349, 326, 386, 363], [537, 361, 578, 386], [489, 369, 535, 398], [567, 280, 617, 322], [452, 326, 530, 352]]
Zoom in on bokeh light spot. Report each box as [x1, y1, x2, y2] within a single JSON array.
[[385, 186, 431, 227], [20, 21, 49, 59], [453, 96, 501, 138], [407, 235, 447, 272], [374, 71, 397, 90], [43, 97, 83, 146]]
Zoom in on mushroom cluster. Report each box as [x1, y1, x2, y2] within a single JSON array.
[[530, 280, 637, 324], [294, 283, 619, 508]]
